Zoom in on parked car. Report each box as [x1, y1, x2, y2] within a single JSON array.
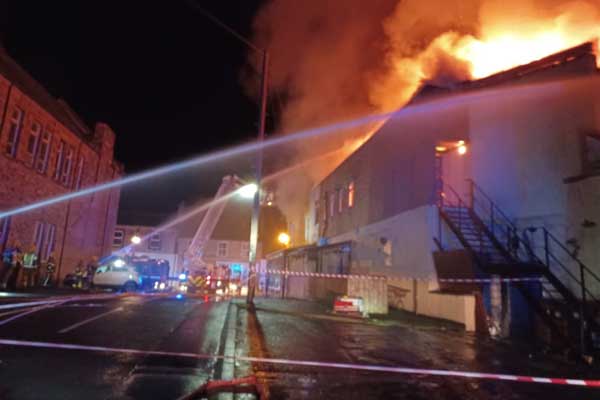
[[92, 259, 141, 292]]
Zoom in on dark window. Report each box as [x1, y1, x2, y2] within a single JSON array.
[[148, 233, 161, 251], [6, 108, 24, 157], [33, 221, 45, 254], [113, 230, 124, 247], [217, 242, 228, 257], [74, 156, 84, 189], [61, 145, 74, 186], [0, 217, 10, 247], [44, 224, 56, 260], [36, 130, 52, 173], [26, 121, 41, 165], [54, 140, 65, 180]]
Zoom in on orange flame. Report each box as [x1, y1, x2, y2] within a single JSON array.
[[439, 2, 600, 79]]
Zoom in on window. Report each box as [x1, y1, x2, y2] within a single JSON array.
[[61, 145, 74, 186], [112, 230, 124, 247], [338, 188, 344, 213], [26, 121, 41, 165], [6, 107, 24, 157], [148, 233, 161, 251], [314, 199, 320, 225], [54, 140, 65, 180], [217, 242, 228, 257], [329, 191, 335, 218], [43, 224, 56, 259], [33, 221, 45, 254], [0, 217, 10, 246], [74, 156, 85, 189], [36, 130, 52, 173], [241, 242, 249, 258], [348, 181, 355, 208]]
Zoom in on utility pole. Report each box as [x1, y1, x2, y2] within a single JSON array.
[[186, 2, 269, 305], [247, 50, 268, 305]]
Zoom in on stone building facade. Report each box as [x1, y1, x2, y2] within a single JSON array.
[[0, 46, 122, 280]]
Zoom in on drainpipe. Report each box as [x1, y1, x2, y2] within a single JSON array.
[[57, 141, 84, 283], [100, 165, 117, 255], [0, 83, 14, 253]]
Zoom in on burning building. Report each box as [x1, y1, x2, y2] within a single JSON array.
[[273, 42, 600, 351]]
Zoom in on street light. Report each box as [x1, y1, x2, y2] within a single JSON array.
[[238, 183, 258, 199], [190, 3, 269, 305], [277, 232, 291, 247], [131, 234, 141, 245]]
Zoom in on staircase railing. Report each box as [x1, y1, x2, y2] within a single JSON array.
[[436, 181, 471, 251], [527, 226, 600, 305]]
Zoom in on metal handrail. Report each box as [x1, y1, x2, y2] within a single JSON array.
[[543, 227, 600, 283], [467, 179, 516, 229], [467, 179, 600, 307]]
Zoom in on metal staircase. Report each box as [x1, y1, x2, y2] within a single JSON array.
[[436, 179, 600, 355]]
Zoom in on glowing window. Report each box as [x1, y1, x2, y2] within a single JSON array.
[[348, 181, 355, 208]]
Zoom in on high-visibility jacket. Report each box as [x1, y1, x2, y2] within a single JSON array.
[[23, 253, 37, 268]]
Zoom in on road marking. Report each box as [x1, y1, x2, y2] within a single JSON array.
[[0, 306, 36, 318], [58, 307, 124, 334], [0, 338, 598, 387], [0, 299, 63, 310], [0, 301, 67, 326]]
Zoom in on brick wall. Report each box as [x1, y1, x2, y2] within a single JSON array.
[[0, 71, 121, 281]]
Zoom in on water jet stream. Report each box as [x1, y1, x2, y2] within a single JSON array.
[[0, 74, 580, 220]]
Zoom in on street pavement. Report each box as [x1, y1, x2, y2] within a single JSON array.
[[231, 299, 600, 400], [0, 291, 229, 400], [1, 292, 599, 399]]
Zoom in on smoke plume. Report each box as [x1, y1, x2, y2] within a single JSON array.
[[246, 0, 600, 242]]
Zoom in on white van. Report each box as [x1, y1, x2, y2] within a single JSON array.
[[92, 260, 141, 292]]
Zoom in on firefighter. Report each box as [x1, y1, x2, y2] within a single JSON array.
[[42, 252, 57, 287], [73, 260, 85, 289], [21, 244, 38, 289], [1, 241, 22, 289], [84, 256, 98, 289], [1, 241, 16, 289]]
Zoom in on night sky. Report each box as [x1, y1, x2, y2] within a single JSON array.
[[0, 0, 268, 223]]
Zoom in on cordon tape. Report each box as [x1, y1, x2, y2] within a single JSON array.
[[0, 338, 597, 387], [264, 269, 542, 283]]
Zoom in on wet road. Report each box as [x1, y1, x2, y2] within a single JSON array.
[[0, 293, 229, 400], [233, 299, 600, 400]]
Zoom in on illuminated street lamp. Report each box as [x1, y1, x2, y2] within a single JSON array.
[[238, 183, 258, 199], [131, 234, 141, 245], [278, 232, 291, 247], [457, 144, 467, 155]]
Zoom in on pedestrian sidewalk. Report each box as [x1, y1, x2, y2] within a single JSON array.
[[222, 297, 599, 400]]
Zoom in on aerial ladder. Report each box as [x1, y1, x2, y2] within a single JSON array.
[[183, 175, 244, 272]]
